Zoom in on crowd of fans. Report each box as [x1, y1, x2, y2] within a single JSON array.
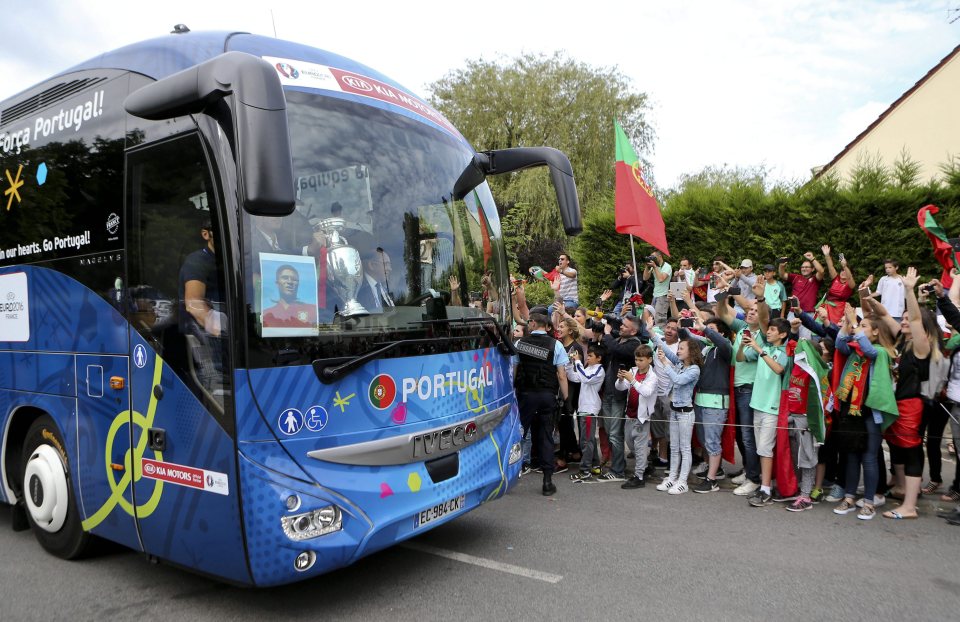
[[509, 248, 960, 524]]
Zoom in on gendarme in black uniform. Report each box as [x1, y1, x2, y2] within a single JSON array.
[[515, 325, 568, 496]]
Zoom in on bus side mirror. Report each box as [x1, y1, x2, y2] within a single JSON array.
[[124, 51, 296, 217], [452, 147, 582, 235]]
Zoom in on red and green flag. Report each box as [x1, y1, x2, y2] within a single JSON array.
[[614, 120, 668, 255], [918, 204, 960, 288]]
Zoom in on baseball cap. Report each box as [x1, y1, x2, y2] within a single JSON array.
[[762, 264, 776, 272], [740, 259, 753, 269]]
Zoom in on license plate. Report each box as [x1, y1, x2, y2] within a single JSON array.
[[414, 495, 466, 529]]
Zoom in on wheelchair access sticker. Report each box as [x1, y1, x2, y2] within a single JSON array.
[[141, 458, 229, 496]]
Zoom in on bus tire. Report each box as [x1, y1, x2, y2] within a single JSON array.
[[20, 416, 92, 559]]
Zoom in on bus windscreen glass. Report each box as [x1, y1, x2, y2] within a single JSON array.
[[242, 92, 509, 367]]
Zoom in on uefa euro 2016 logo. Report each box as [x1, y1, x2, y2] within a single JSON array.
[[275, 62, 299, 79], [368, 374, 397, 410]]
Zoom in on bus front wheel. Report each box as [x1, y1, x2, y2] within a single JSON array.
[[20, 416, 91, 559]]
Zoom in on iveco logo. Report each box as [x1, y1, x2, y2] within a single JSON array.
[[412, 421, 478, 458], [342, 75, 374, 92]]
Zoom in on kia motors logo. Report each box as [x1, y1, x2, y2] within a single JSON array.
[[143, 462, 156, 476], [342, 75, 373, 92]]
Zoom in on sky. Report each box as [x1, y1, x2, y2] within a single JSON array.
[[1, 0, 957, 189]]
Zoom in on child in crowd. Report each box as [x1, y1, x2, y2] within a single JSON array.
[[616, 345, 659, 489], [745, 317, 791, 507], [567, 345, 606, 482], [653, 335, 703, 495]]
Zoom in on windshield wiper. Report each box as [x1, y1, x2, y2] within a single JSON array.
[[312, 335, 478, 384]]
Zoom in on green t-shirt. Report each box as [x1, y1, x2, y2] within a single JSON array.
[[652, 262, 673, 298], [749, 343, 788, 414], [763, 280, 786, 309], [730, 318, 766, 387]]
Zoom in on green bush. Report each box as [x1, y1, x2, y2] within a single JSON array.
[[555, 162, 960, 307]]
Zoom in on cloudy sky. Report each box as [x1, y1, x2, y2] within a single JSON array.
[[1, 0, 957, 188]]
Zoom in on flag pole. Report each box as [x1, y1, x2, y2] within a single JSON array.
[[629, 234, 641, 294]]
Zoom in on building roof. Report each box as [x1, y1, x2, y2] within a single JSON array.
[[815, 42, 960, 179]]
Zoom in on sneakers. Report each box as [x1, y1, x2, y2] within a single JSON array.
[[692, 462, 708, 476], [693, 478, 719, 494], [733, 481, 760, 497], [825, 484, 846, 503], [621, 476, 645, 489], [590, 466, 602, 476], [554, 464, 569, 475], [856, 495, 886, 509], [786, 497, 814, 512], [857, 504, 876, 520], [654, 458, 670, 469], [668, 481, 689, 495], [748, 490, 773, 507], [696, 467, 726, 481], [598, 472, 625, 483], [656, 478, 677, 492], [773, 491, 799, 503], [520, 464, 533, 477], [833, 498, 858, 515], [809, 487, 824, 504], [570, 471, 595, 483], [731, 472, 747, 486]]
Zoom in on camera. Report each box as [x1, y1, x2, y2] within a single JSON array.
[[919, 284, 934, 295], [727, 286, 741, 296], [680, 317, 695, 328], [787, 296, 800, 309], [778, 257, 789, 264], [644, 255, 657, 264]]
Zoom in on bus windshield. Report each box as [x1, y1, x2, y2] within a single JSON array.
[[242, 91, 509, 368]]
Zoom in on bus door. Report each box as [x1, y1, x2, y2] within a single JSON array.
[[75, 353, 141, 551], [125, 133, 250, 584]]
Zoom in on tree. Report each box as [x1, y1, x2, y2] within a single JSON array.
[[428, 52, 652, 240]]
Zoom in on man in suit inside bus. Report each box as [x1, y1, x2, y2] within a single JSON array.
[[354, 245, 396, 314]]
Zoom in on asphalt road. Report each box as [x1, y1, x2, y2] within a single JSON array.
[[2, 469, 959, 621]]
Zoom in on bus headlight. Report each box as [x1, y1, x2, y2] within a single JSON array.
[[508, 442, 523, 465], [281, 505, 342, 541]]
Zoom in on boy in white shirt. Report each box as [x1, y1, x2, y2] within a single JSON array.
[[567, 345, 606, 482], [617, 344, 659, 488]]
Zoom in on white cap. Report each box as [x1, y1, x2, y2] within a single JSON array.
[[740, 259, 753, 269]]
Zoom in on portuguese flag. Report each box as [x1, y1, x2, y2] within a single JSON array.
[[614, 120, 668, 255], [918, 204, 960, 288]]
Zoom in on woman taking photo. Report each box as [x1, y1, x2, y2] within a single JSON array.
[[651, 326, 703, 496]]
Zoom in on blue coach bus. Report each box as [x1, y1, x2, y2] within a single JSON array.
[[0, 30, 580, 586]]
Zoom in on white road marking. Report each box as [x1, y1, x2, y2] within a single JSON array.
[[401, 541, 564, 584]]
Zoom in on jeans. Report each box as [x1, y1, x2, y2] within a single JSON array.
[[844, 416, 882, 501], [626, 418, 651, 478], [669, 409, 695, 482], [695, 405, 727, 457], [735, 386, 760, 484], [600, 389, 628, 476], [653, 296, 669, 327], [576, 413, 599, 472]]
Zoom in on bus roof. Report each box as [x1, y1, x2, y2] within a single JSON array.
[[62, 31, 414, 96]]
